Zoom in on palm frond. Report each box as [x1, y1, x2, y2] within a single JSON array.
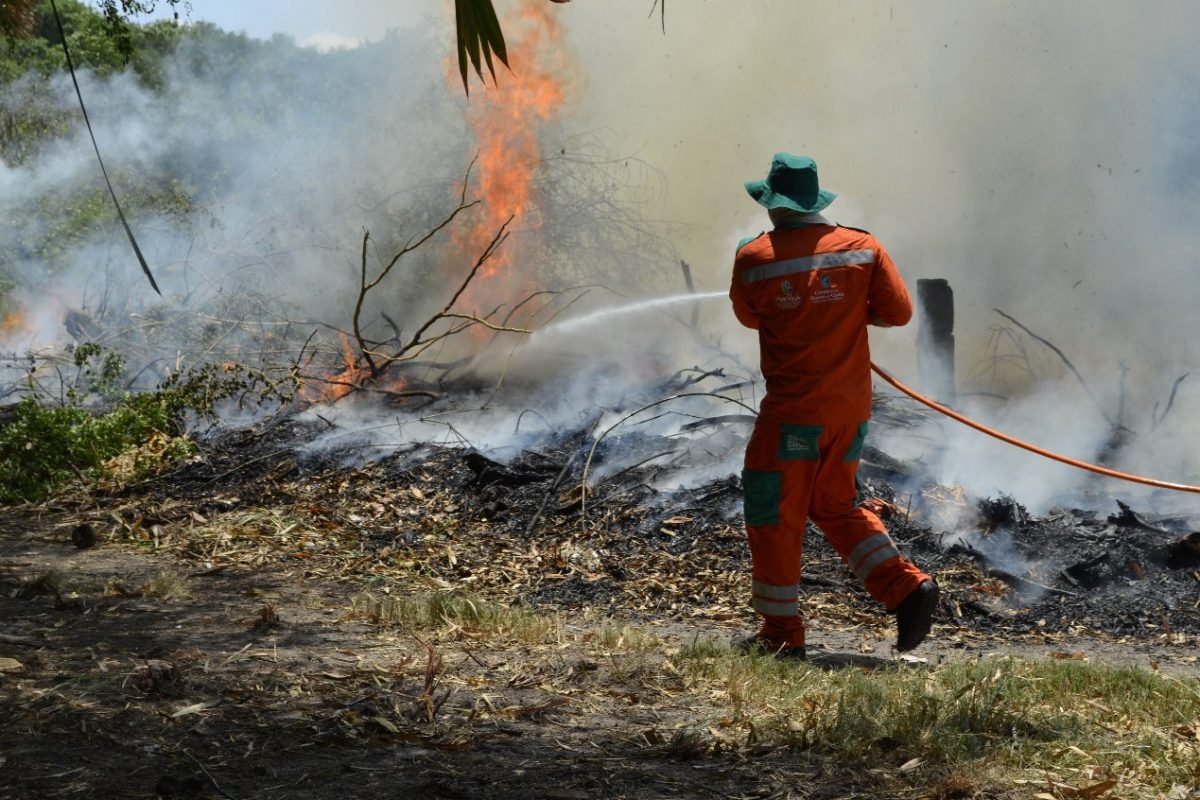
[[455, 0, 509, 95]]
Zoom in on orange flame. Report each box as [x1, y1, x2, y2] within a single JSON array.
[[301, 2, 569, 406], [299, 333, 382, 404], [451, 0, 568, 309], [0, 311, 26, 338]]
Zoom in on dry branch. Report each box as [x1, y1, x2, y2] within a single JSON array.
[[992, 308, 1114, 426], [354, 161, 481, 375], [1152, 373, 1190, 430], [580, 391, 758, 521]]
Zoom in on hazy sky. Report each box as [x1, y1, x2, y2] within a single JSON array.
[[145, 0, 428, 49]]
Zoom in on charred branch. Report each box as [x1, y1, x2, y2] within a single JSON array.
[[949, 540, 1078, 597], [1108, 500, 1169, 534], [1152, 372, 1190, 431], [580, 391, 759, 521], [395, 216, 516, 363], [665, 366, 726, 392], [1165, 532, 1200, 569], [351, 157, 482, 379], [678, 414, 756, 433]]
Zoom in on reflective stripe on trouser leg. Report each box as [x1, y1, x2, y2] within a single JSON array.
[[743, 418, 813, 647], [808, 422, 930, 610], [847, 533, 902, 582], [751, 579, 799, 617]]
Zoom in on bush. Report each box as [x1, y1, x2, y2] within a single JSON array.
[[0, 355, 283, 503]]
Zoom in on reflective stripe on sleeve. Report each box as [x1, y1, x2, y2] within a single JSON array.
[[741, 248, 875, 284]]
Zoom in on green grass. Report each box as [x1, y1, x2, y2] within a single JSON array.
[[672, 640, 1200, 795]]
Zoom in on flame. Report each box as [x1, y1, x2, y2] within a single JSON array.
[[451, 0, 568, 310], [299, 333, 379, 404], [0, 310, 27, 338], [302, 1, 569, 406]]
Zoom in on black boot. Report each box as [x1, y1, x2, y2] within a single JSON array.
[[895, 580, 939, 652]]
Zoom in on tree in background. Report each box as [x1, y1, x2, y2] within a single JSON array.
[[2, 0, 185, 54], [4, 1, 663, 96]]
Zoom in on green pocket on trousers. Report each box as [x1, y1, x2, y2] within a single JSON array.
[[778, 424, 823, 461], [844, 421, 869, 463], [742, 469, 782, 527]]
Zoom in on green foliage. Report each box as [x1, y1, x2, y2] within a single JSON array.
[[2, 168, 195, 275], [0, 1, 188, 163], [71, 341, 124, 399], [0, 2, 323, 295], [0, 349, 284, 504], [91, 0, 186, 66]]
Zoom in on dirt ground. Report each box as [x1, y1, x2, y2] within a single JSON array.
[[1, 416, 1198, 799], [0, 514, 918, 800]]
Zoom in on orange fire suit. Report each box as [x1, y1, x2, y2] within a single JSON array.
[[730, 221, 930, 649]]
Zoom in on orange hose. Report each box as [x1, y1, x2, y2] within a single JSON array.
[[870, 362, 1200, 494]]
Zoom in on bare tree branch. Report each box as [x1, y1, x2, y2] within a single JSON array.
[[993, 308, 1114, 426], [1153, 373, 1190, 430]]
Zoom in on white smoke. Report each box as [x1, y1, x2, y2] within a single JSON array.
[[5, 1, 1200, 511], [553, 1, 1200, 510]]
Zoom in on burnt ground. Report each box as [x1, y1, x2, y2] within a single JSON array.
[[1, 402, 1199, 799]]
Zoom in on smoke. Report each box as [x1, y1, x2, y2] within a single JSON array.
[[555, 1, 1200, 509], [0, 12, 670, 373], [296, 286, 752, 497], [4, 1, 1200, 511], [1, 24, 471, 343]]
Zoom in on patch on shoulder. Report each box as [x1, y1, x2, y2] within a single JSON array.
[[736, 232, 766, 253]]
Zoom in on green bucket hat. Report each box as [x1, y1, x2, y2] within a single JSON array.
[[744, 153, 836, 213]]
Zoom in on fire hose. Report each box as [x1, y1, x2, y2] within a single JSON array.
[[870, 363, 1200, 495]]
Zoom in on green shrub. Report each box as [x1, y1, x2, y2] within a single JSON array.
[[0, 354, 284, 503]]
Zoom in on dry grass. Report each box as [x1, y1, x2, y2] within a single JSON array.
[[351, 589, 561, 644], [343, 588, 1200, 798], [27, 457, 1196, 799], [138, 571, 190, 601]]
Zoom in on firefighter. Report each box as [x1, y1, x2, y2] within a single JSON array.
[[730, 153, 938, 658]]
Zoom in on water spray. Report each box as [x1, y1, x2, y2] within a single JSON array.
[[533, 290, 726, 338]]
